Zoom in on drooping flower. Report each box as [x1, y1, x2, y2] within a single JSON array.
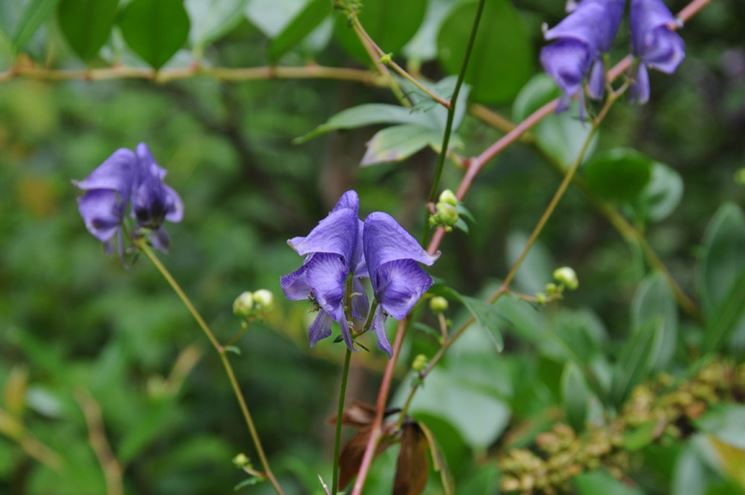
[[629, 0, 685, 103], [541, 0, 625, 111], [362, 212, 438, 355], [280, 191, 368, 349], [74, 143, 183, 253]]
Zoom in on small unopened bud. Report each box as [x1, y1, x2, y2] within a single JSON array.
[[429, 296, 449, 313], [438, 189, 458, 206], [233, 453, 250, 468], [252, 289, 274, 310], [553, 267, 579, 290], [380, 53, 393, 65], [435, 202, 459, 226], [412, 354, 428, 372], [535, 293, 547, 304], [545, 282, 559, 296], [233, 291, 254, 318]]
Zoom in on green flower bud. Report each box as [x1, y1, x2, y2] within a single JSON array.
[[252, 289, 274, 311], [379, 53, 393, 65], [438, 189, 458, 206], [435, 202, 459, 226], [412, 354, 428, 372], [535, 293, 547, 304], [429, 296, 449, 313], [233, 291, 254, 318], [545, 282, 559, 296], [553, 266, 578, 290], [233, 453, 250, 468]]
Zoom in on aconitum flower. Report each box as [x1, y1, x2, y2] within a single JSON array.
[[74, 143, 183, 253], [629, 0, 685, 103], [541, 0, 625, 111], [280, 191, 368, 349], [363, 213, 438, 355]]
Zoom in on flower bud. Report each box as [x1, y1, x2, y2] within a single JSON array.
[[435, 202, 459, 226], [252, 289, 274, 310], [429, 296, 449, 313], [438, 189, 458, 207], [412, 354, 428, 372], [233, 453, 250, 468], [553, 267, 579, 290], [233, 291, 254, 318]]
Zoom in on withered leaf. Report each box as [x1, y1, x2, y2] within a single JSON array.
[[338, 424, 397, 490], [393, 422, 429, 495], [328, 400, 377, 428]]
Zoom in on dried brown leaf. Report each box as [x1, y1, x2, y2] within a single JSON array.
[[393, 422, 429, 495]]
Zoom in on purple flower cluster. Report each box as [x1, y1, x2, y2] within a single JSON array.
[[541, 0, 685, 110], [74, 143, 183, 253], [281, 191, 437, 355]]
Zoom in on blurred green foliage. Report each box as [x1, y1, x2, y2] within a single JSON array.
[[0, 0, 744, 494]]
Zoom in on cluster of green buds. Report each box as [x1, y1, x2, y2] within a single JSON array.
[[535, 267, 579, 304], [333, 0, 362, 19], [233, 289, 274, 322], [429, 189, 460, 232]]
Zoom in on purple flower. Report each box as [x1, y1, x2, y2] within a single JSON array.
[[541, 0, 625, 111], [280, 191, 368, 349], [630, 0, 685, 103], [363, 212, 438, 355], [74, 143, 183, 253]]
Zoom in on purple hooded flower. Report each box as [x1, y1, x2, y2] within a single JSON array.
[[541, 0, 625, 111], [363, 212, 438, 355], [74, 143, 183, 253], [629, 0, 685, 103], [280, 191, 368, 349]]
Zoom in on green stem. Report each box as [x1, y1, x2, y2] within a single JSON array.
[[427, 0, 486, 203], [331, 348, 353, 495], [136, 240, 285, 495]]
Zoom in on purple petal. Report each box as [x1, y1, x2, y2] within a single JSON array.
[[541, 39, 592, 104], [371, 306, 392, 356], [372, 259, 433, 320], [587, 58, 606, 100], [280, 263, 312, 301], [73, 149, 137, 200], [150, 228, 170, 253], [288, 208, 359, 265], [362, 212, 438, 281], [164, 185, 184, 223], [136, 142, 167, 179], [351, 277, 370, 321], [631, 0, 685, 73], [309, 311, 334, 346], [332, 190, 360, 214], [545, 0, 624, 54], [630, 64, 651, 104], [304, 253, 348, 316], [132, 172, 170, 229], [78, 189, 125, 242]]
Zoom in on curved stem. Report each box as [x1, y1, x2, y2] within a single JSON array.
[[331, 348, 352, 495], [136, 240, 285, 495], [427, 0, 486, 203]]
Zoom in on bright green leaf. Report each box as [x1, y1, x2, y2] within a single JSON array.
[[333, 0, 427, 63], [437, 0, 533, 104], [268, 0, 329, 61], [631, 272, 678, 370], [584, 148, 654, 202], [513, 74, 597, 168], [118, 0, 190, 69], [575, 470, 643, 495], [12, 0, 60, 52], [361, 124, 444, 166], [57, 0, 118, 61]]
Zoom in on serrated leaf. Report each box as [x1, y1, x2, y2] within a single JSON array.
[[118, 0, 190, 69], [57, 0, 118, 61], [437, 0, 532, 104], [268, 0, 328, 61], [361, 124, 443, 166], [12, 0, 60, 52], [631, 272, 677, 370], [459, 295, 504, 352], [295, 104, 433, 143], [584, 148, 654, 202]]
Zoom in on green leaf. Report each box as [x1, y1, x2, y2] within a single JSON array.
[[437, 0, 533, 104], [459, 295, 504, 352], [185, 0, 246, 48], [506, 231, 554, 295], [695, 404, 745, 449], [244, 0, 306, 38], [402, 0, 452, 62], [622, 421, 658, 451], [631, 272, 678, 370], [561, 362, 590, 431], [224, 345, 242, 356], [638, 163, 684, 222], [295, 103, 433, 143], [513, 74, 597, 168], [361, 124, 444, 166], [57, 0, 118, 61], [333, 0, 427, 63], [610, 320, 663, 406], [575, 470, 643, 495], [234, 477, 261, 490], [584, 148, 654, 202], [118, 0, 190, 69], [268, 0, 329, 61], [12, 0, 60, 52]]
